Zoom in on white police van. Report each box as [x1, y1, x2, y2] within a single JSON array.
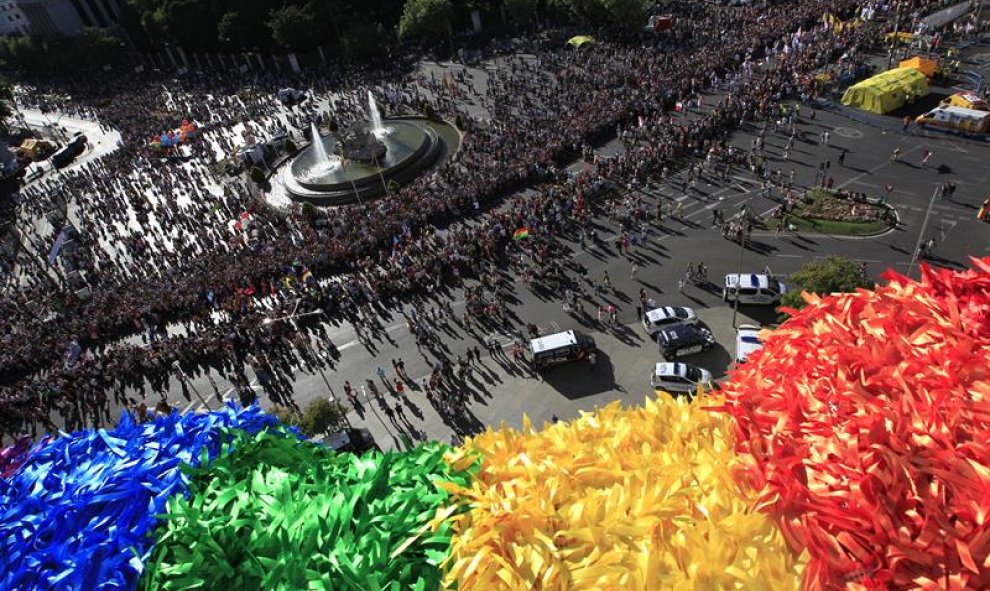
[[530, 330, 596, 370], [723, 273, 787, 305], [735, 324, 764, 364]]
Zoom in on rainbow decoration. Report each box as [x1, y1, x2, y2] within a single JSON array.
[[1, 258, 988, 591]]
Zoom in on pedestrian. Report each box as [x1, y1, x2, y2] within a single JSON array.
[[630, 263, 638, 280], [678, 277, 686, 293], [921, 149, 932, 166]]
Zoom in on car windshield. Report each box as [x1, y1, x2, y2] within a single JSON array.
[[767, 277, 782, 294], [684, 366, 702, 381], [673, 307, 688, 318], [740, 335, 761, 344]]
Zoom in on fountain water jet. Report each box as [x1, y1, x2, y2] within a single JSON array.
[[308, 122, 341, 176], [368, 91, 387, 138]]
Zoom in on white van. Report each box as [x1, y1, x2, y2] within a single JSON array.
[[723, 273, 787, 305], [735, 324, 764, 364], [530, 330, 596, 370], [915, 106, 990, 134]]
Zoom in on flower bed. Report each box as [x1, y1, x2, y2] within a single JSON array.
[[799, 188, 888, 223]]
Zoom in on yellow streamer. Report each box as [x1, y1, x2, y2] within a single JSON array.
[[440, 393, 806, 590]]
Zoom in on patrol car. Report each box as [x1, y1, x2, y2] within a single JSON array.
[[650, 362, 713, 393], [735, 323, 764, 364], [642, 306, 698, 336], [530, 330, 596, 370], [723, 273, 787, 305], [656, 324, 715, 360]]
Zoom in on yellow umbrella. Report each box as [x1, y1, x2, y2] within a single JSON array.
[[566, 35, 595, 48]]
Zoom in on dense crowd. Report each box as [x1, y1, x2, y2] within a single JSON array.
[[0, 0, 947, 440]]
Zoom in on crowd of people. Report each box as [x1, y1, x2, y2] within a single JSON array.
[[0, 0, 948, 441]]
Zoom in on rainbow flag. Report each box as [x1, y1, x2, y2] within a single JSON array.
[[512, 227, 530, 241]]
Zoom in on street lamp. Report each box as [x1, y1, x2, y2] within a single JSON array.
[[907, 184, 941, 277], [172, 361, 211, 410]]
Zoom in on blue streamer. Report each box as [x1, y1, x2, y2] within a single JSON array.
[[0, 403, 281, 591]]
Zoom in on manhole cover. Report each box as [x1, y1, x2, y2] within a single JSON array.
[[832, 126, 864, 138]]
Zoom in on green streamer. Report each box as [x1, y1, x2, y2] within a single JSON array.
[[140, 428, 477, 591]]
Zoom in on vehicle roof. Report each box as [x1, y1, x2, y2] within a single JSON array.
[[531, 330, 578, 353], [644, 306, 688, 322], [736, 326, 764, 362], [926, 105, 990, 118], [724, 273, 771, 288], [654, 362, 690, 377], [658, 324, 707, 344]]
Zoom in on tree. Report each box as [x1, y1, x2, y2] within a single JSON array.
[[341, 21, 389, 59], [502, 0, 539, 23], [779, 256, 874, 315], [550, 0, 647, 29], [268, 3, 323, 51], [398, 0, 453, 41], [297, 398, 349, 438]]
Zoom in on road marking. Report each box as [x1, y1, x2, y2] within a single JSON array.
[[776, 254, 802, 258], [837, 144, 922, 191]]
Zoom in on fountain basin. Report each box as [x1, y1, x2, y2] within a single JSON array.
[[284, 118, 445, 206]]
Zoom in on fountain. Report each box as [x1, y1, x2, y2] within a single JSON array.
[[275, 94, 458, 207], [368, 91, 386, 138]]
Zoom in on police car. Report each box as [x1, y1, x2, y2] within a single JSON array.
[[735, 324, 764, 364], [530, 330, 596, 370], [723, 273, 787, 305], [642, 306, 698, 336], [650, 362, 713, 393], [656, 324, 715, 360]]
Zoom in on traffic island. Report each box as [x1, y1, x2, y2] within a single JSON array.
[[784, 188, 896, 236]]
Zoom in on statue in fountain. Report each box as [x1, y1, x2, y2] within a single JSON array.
[[334, 126, 387, 163]]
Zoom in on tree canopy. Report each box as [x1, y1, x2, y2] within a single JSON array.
[[779, 256, 874, 314], [549, 0, 648, 29], [398, 0, 454, 41]]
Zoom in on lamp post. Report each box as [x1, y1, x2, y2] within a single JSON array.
[[731, 228, 747, 330], [907, 184, 941, 277], [263, 304, 352, 428], [172, 361, 211, 410]]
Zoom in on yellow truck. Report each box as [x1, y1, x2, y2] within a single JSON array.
[[939, 92, 988, 111]]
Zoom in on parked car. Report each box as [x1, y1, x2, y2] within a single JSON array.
[[723, 273, 787, 305], [650, 362, 713, 394], [642, 306, 698, 336], [656, 324, 715, 360], [735, 324, 764, 364]]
